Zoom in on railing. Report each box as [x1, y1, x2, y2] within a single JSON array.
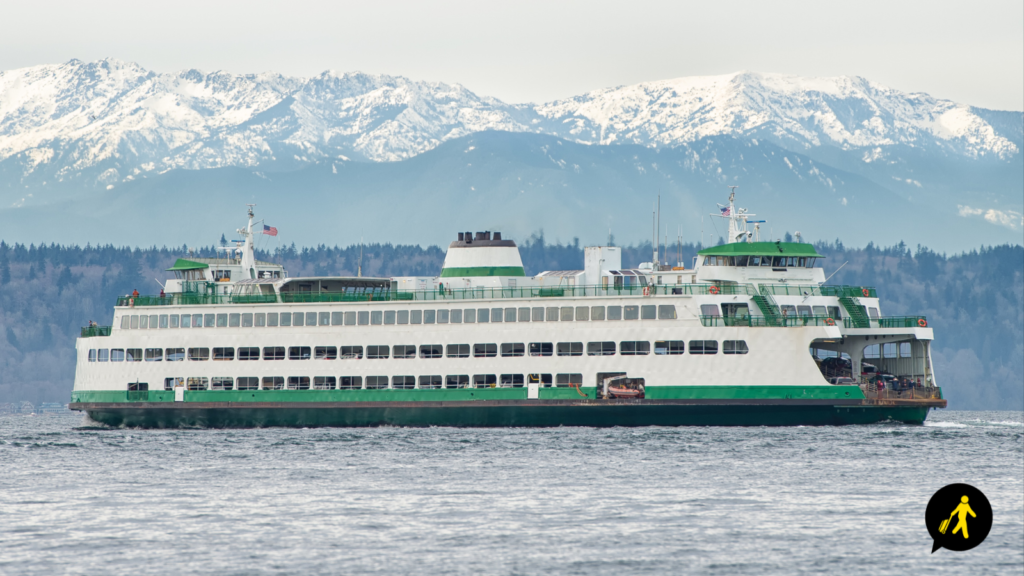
[[858, 385, 942, 401], [700, 315, 838, 328], [843, 316, 929, 329], [759, 284, 877, 298], [80, 325, 112, 337]]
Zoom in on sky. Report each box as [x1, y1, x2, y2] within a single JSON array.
[[2, 0, 1023, 110]]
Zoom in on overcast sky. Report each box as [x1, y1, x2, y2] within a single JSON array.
[[3, 0, 1022, 110]]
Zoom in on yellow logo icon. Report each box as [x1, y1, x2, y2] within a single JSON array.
[[938, 496, 977, 538]]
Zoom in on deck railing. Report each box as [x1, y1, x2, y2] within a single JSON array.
[[758, 284, 877, 298], [699, 315, 838, 328], [80, 325, 112, 337], [842, 316, 928, 329]]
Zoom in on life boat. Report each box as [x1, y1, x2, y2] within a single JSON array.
[[608, 386, 642, 398]]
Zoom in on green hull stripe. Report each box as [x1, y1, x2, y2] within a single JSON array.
[[440, 266, 526, 277]]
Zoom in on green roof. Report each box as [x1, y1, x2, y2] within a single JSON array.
[[166, 258, 210, 271], [698, 242, 824, 258]]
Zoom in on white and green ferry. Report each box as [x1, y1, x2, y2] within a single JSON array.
[[71, 197, 945, 427]]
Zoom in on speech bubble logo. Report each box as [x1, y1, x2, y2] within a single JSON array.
[[925, 483, 992, 553]]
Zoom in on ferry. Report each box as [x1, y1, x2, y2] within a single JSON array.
[[70, 195, 945, 427]]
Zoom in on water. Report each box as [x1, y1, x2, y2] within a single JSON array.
[[1, 411, 1021, 575]]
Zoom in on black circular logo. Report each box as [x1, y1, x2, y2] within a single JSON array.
[[925, 483, 992, 553]]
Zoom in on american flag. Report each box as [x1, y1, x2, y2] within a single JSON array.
[[720, 206, 731, 216], [263, 224, 278, 236]]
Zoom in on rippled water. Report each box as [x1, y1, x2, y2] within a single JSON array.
[[1, 411, 1022, 575]]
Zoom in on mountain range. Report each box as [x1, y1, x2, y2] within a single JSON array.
[[1, 59, 1021, 250]]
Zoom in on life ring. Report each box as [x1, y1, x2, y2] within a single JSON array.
[[917, 318, 927, 328], [824, 317, 835, 326], [708, 286, 720, 295], [642, 286, 650, 296], [861, 288, 870, 298], [128, 298, 134, 308]]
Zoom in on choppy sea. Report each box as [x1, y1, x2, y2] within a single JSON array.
[[1, 410, 1021, 575]]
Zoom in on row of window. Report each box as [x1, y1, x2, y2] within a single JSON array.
[[119, 305, 680, 330], [89, 340, 749, 362], [163, 374, 586, 391], [703, 255, 818, 268]]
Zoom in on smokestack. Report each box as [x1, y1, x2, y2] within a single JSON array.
[[493, 232, 502, 241], [458, 232, 465, 241]]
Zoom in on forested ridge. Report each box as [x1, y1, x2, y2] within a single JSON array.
[[0, 235, 1020, 410]]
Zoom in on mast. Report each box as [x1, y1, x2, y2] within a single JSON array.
[[237, 204, 257, 279]]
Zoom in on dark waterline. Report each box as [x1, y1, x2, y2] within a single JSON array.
[[1, 411, 1022, 575]]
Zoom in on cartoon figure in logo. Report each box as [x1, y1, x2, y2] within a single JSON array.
[[941, 496, 977, 539]]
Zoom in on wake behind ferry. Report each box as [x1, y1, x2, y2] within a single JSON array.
[[71, 194, 945, 427]]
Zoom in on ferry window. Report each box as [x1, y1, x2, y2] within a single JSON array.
[[518, 307, 530, 322], [529, 373, 553, 387], [424, 310, 435, 324], [217, 314, 228, 327], [367, 345, 390, 359], [420, 345, 443, 359], [749, 256, 760, 266], [658, 305, 677, 320], [97, 349, 109, 362], [384, 310, 396, 325], [419, 375, 443, 389], [214, 347, 234, 361], [688, 340, 718, 355], [229, 314, 241, 327], [477, 309, 490, 323], [357, 312, 369, 325], [339, 376, 363, 390], [394, 345, 417, 359], [447, 344, 470, 358], [883, 343, 897, 358], [500, 343, 525, 357], [319, 312, 330, 326], [868, 307, 879, 320], [126, 348, 142, 362], [760, 257, 772, 267], [620, 341, 650, 355], [446, 375, 470, 389], [532, 307, 545, 321], [530, 342, 553, 357], [587, 342, 616, 356], [87, 349, 96, 362], [267, 312, 279, 327], [188, 348, 209, 361], [607, 306, 622, 320], [473, 374, 497, 388], [341, 346, 363, 359], [700, 304, 720, 317], [164, 377, 183, 390], [438, 310, 449, 324], [365, 376, 389, 389], [263, 347, 285, 360], [736, 256, 750, 267], [306, 312, 317, 326], [500, 374, 525, 388], [575, 306, 589, 321], [331, 312, 343, 326], [451, 309, 463, 323], [827, 306, 841, 320], [289, 346, 311, 360], [145, 348, 163, 362], [371, 311, 383, 325], [397, 310, 409, 324], [591, 306, 605, 321], [723, 340, 749, 354], [289, 312, 301, 326], [392, 376, 415, 389], [655, 340, 685, 355], [130, 315, 139, 329], [313, 376, 336, 390], [139, 315, 149, 329], [560, 307, 573, 321], [812, 306, 827, 317], [187, 377, 208, 391], [797, 306, 812, 317], [641, 305, 656, 320], [315, 346, 337, 360], [557, 342, 583, 357], [624, 306, 640, 320], [237, 377, 259, 390], [491, 308, 503, 323], [169, 315, 179, 328], [239, 347, 260, 360], [464, 309, 476, 323], [149, 314, 158, 329], [474, 344, 497, 358], [545, 307, 559, 321], [256, 313, 266, 327], [111, 349, 125, 362], [166, 348, 185, 362], [211, 377, 234, 390], [287, 376, 311, 390], [899, 342, 912, 357], [779, 305, 797, 317], [504, 308, 516, 322], [556, 374, 583, 388], [120, 316, 130, 329], [205, 314, 215, 328], [280, 312, 292, 327], [344, 311, 356, 325], [262, 377, 284, 390], [179, 314, 191, 328], [411, 310, 422, 324]]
